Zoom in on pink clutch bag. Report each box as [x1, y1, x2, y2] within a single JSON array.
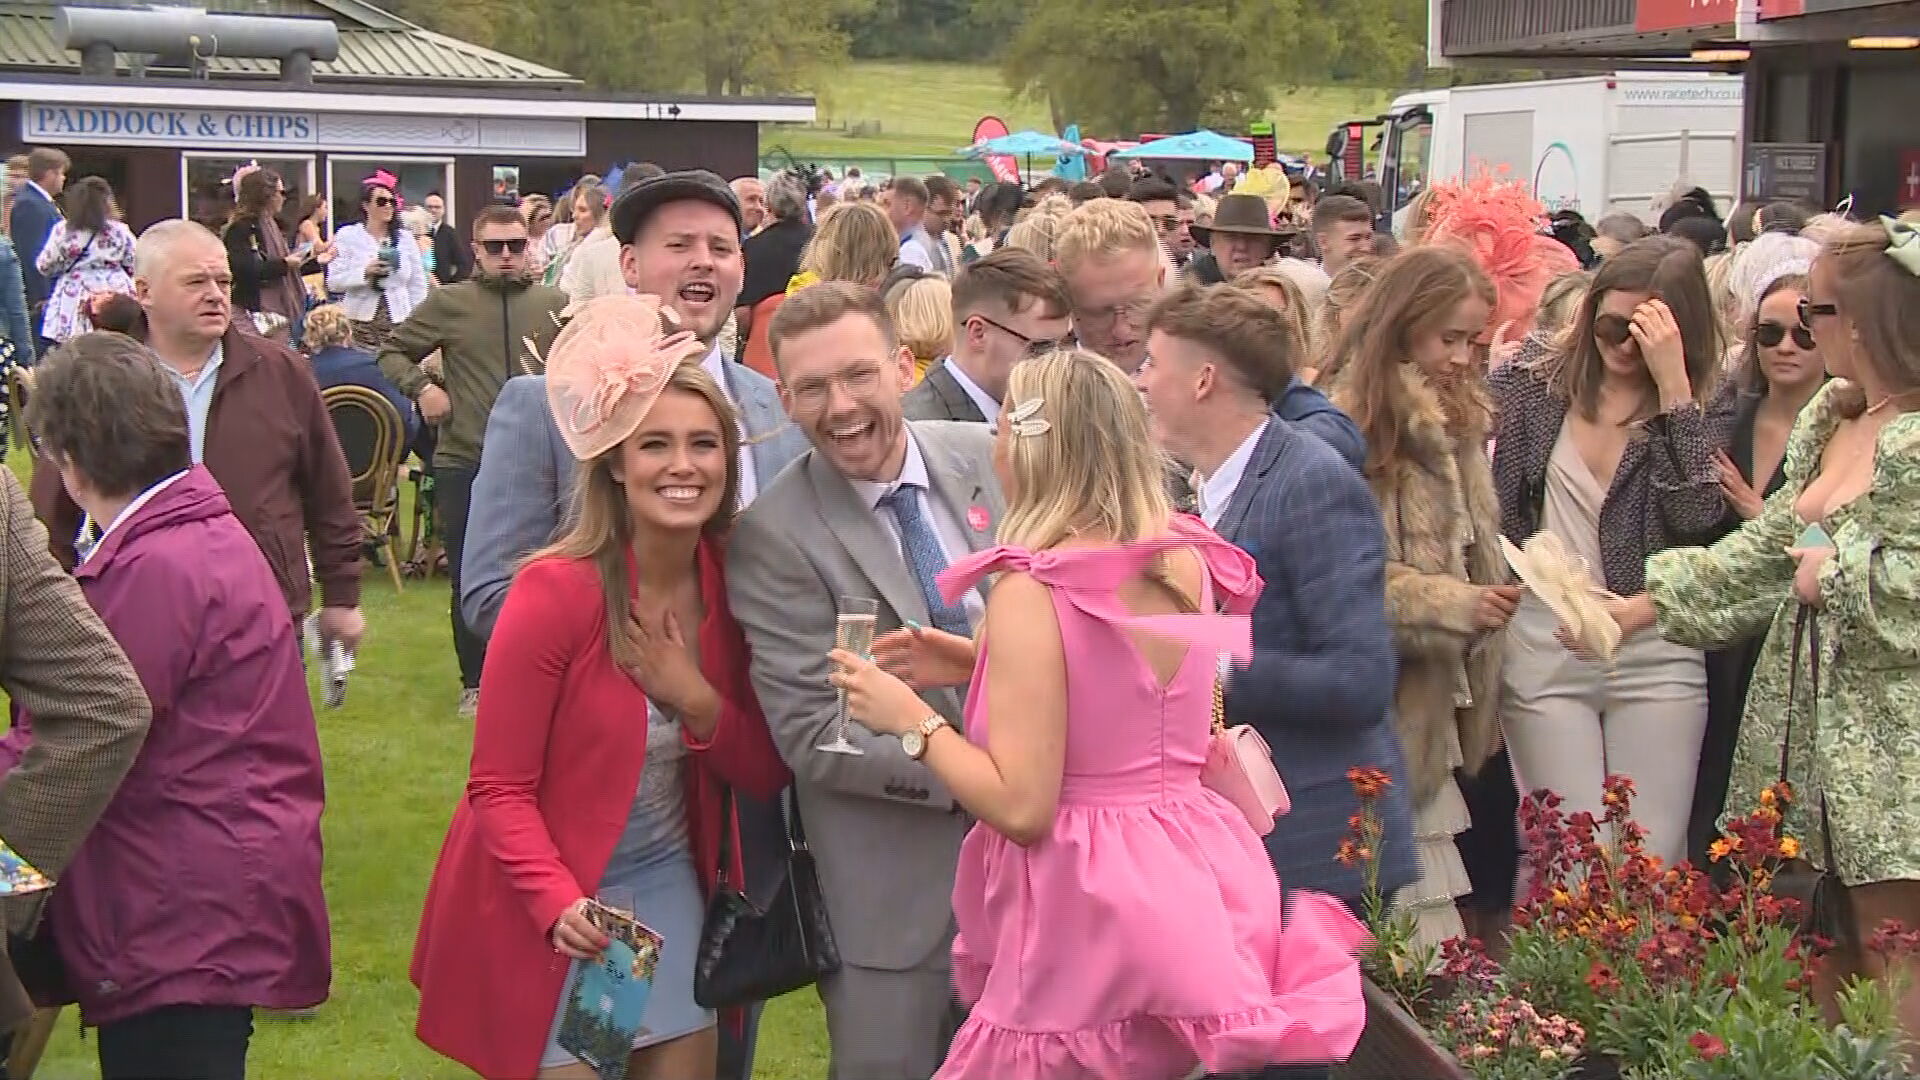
[[1200, 659, 1290, 835]]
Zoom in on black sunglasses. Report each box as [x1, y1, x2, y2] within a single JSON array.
[[1754, 320, 1815, 350], [1797, 296, 1838, 327], [972, 313, 1067, 359], [1593, 313, 1636, 348], [369, 195, 394, 208], [479, 238, 529, 256]]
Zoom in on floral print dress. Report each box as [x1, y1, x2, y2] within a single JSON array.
[[1645, 382, 1920, 886], [34, 219, 136, 344]]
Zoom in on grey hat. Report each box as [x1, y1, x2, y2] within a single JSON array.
[[609, 169, 743, 245]]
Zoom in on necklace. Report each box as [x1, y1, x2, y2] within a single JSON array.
[[1865, 391, 1920, 416]]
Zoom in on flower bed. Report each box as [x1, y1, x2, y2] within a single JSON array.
[[1338, 770, 1919, 1080]]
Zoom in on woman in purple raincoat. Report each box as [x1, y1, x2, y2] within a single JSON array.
[[0, 332, 328, 1080]]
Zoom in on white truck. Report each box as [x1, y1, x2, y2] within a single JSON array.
[[1328, 72, 1745, 232]]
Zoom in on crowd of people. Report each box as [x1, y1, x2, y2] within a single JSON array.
[[0, 134, 1915, 1080]]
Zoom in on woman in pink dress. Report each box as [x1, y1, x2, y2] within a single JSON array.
[[832, 348, 1367, 1080]]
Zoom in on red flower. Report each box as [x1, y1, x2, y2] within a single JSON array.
[[1346, 767, 1391, 800], [1688, 1031, 1728, 1060], [1584, 960, 1621, 993]]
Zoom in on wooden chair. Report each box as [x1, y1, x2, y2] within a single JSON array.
[[6, 1004, 60, 1079], [5, 361, 32, 451], [321, 384, 407, 592]]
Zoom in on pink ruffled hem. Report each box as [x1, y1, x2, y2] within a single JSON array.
[[939, 892, 1368, 1080], [934, 999, 1363, 1080]]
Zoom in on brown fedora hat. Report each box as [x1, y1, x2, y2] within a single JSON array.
[[1192, 193, 1295, 247]]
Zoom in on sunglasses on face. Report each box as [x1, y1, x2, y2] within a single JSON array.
[[369, 195, 394, 208], [479, 238, 529, 256], [973, 314, 1068, 360], [1798, 296, 1838, 327], [1593, 313, 1636, 348], [1755, 321, 1816, 350]]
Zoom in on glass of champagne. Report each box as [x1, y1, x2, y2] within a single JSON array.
[[818, 596, 879, 756]]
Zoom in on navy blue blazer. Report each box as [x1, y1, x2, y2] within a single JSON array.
[[1273, 375, 1365, 471], [1213, 419, 1416, 902], [310, 345, 419, 444], [9, 184, 61, 314]]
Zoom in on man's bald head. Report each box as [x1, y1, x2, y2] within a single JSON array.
[[134, 218, 224, 282]]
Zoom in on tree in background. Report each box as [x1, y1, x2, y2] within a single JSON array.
[[985, 0, 1427, 136]]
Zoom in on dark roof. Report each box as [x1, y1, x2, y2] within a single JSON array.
[[0, 1, 575, 86]]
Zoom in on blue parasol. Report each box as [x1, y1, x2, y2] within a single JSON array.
[[1112, 129, 1256, 163]]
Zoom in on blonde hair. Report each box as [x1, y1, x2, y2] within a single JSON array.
[[997, 349, 1171, 551], [1231, 266, 1311, 371], [887, 275, 953, 369], [1311, 256, 1383, 381], [1537, 270, 1592, 340], [1821, 220, 1920, 416], [529, 363, 740, 669], [1055, 198, 1159, 274], [1004, 195, 1073, 263], [800, 202, 897, 287], [303, 303, 354, 350]]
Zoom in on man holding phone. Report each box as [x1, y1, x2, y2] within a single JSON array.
[[376, 206, 569, 716]]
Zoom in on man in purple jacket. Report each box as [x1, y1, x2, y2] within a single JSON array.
[[3, 332, 328, 1080]]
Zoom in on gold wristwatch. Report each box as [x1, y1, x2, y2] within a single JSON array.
[[900, 715, 951, 761]]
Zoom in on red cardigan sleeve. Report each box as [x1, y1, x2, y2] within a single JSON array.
[[683, 543, 791, 798], [467, 557, 589, 937]]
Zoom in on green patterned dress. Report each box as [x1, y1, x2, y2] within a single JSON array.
[[1645, 382, 1920, 885]]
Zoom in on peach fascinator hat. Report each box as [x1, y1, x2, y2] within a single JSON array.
[[539, 294, 708, 461]]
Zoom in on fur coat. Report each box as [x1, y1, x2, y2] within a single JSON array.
[[1334, 365, 1508, 807]]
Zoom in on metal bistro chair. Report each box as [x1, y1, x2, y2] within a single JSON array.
[[322, 383, 407, 593]]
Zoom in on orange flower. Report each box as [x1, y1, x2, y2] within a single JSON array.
[[1778, 836, 1801, 860], [1708, 837, 1738, 862], [1346, 767, 1392, 800]]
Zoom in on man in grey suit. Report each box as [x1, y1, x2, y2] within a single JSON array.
[[728, 282, 1003, 1080], [903, 247, 1071, 426], [454, 171, 806, 1080]]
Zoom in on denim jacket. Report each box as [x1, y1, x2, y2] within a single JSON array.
[[0, 237, 37, 366]]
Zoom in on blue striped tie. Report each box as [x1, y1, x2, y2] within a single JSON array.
[[878, 484, 971, 637]]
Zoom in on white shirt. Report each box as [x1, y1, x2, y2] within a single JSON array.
[[849, 432, 986, 628], [1199, 418, 1269, 529], [76, 470, 190, 566], [699, 343, 758, 509], [942, 358, 1001, 426], [898, 232, 935, 272]]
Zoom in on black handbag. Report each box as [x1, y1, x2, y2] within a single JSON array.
[[692, 789, 840, 1010], [1770, 605, 1855, 950]]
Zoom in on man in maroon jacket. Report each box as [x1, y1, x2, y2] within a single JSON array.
[[29, 219, 364, 651]]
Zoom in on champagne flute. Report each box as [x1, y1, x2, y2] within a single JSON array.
[[818, 596, 879, 756]]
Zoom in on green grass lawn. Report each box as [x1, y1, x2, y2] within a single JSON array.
[[6, 450, 831, 1080], [762, 59, 1395, 166]]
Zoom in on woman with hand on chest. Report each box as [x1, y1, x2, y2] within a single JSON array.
[[411, 295, 790, 1080]]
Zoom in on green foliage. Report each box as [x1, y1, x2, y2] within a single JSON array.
[[987, 0, 1427, 135], [841, 0, 1017, 62]]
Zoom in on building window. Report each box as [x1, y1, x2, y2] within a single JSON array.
[[327, 157, 454, 231], [182, 154, 317, 231]]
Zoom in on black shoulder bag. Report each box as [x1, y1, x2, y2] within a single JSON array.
[[693, 789, 840, 1009], [1770, 604, 1855, 950]]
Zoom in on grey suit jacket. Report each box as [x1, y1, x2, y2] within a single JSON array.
[[901, 361, 988, 425], [726, 421, 1003, 971], [461, 364, 808, 639]]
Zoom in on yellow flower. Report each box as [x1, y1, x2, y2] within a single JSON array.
[[1779, 836, 1801, 860], [1759, 787, 1776, 807], [1708, 838, 1736, 862]]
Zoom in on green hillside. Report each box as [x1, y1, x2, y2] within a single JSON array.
[[762, 61, 1395, 167]]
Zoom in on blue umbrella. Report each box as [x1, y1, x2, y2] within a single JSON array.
[[961, 130, 1088, 182], [1112, 129, 1256, 163]]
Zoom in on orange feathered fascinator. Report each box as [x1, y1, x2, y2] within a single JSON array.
[[1422, 172, 1580, 343], [535, 294, 708, 461]]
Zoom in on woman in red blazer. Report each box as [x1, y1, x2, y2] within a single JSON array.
[[411, 296, 790, 1080]]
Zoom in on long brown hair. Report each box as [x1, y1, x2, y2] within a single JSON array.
[[527, 363, 740, 669], [1820, 220, 1920, 417], [1551, 236, 1722, 421], [230, 167, 282, 228], [1329, 247, 1496, 478]]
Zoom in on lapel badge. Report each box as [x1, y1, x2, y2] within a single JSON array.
[[966, 505, 990, 534]]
